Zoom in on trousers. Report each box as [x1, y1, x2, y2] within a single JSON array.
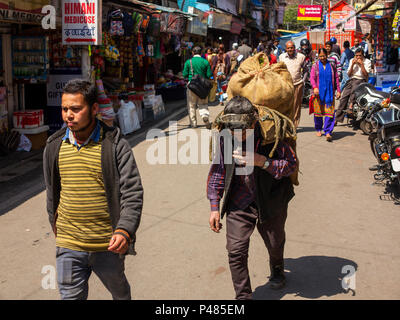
[[186, 88, 210, 126], [293, 82, 304, 128], [226, 203, 288, 300], [56, 247, 131, 300], [336, 78, 365, 123]]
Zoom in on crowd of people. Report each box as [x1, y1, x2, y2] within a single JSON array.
[[44, 34, 396, 301], [181, 35, 396, 142]]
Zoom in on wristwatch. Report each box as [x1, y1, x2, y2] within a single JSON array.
[[262, 158, 270, 170]]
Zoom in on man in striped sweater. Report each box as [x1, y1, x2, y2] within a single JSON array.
[[43, 79, 143, 300]]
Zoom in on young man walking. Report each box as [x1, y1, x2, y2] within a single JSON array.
[[182, 46, 213, 129], [43, 79, 144, 300], [207, 96, 298, 300]]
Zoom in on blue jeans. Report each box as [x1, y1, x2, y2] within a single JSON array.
[[217, 80, 224, 103], [56, 247, 131, 300], [340, 71, 349, 92]]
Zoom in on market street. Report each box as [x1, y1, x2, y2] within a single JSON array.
[[0, 105, 399, 300]]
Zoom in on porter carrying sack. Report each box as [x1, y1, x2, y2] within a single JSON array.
[[187, 59, 212, 99], [225, 53, 300, 185]]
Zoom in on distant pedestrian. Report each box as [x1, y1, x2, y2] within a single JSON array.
[[340, 41, 355, 90], [329, 37, 341, 56], [310, 48, 341, 141], [279, 41, 307, 128], [43, 79, 144, 300], [325, 41, 342, 80], [182, 46, 213, 128], [273, 39, 283, 57], [237, 38, 252, 61]]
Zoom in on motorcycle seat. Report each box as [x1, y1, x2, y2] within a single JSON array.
[[390, 92, 400, 104], [355, 83, 390, 100]]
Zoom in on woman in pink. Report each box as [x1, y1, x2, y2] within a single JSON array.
[[310, 48, 341, 141]]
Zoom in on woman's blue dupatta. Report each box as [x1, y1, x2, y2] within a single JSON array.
[[318, 60, 333, 107]]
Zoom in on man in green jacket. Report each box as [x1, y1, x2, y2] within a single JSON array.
[[182, 46, 212, 129]]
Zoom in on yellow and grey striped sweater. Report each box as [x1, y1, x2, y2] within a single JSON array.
[[56, 137, 113, 252]]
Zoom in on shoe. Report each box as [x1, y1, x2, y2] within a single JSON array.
[[334, 121, 338, 127], [203, 117, 212, 130], [267, 264, 286, 290], [316, 131, 322, 137], [219, 102, 224, 106], [326, 134, 332, 142]]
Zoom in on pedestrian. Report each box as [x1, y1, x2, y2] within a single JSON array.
[[263, 41, 277, 64], [207, 96, 298, 300], [182, 46, 213, 129], [310, 48, 341, 141], [360, 35, 369, 58], [273, 39, 283, 57], [329, 37, 341, 56], [351, 38, 361, 54], [340, 40, 355, 91], [279, 41, 307, 129], [336, 48, 372, 124], [43, 79, 144, 300], [325, 41, 342, 80], [227, 43, 241, 77], [237, 38, 253, 61], [212, 44, 230, 106], [386, 43, 399, 72]]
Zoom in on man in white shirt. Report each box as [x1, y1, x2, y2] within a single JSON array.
[[279, 41, 307, 128], [336, 48, 371, 124]]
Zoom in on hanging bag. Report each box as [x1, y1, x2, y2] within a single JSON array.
[[187, 59, 212, 99]]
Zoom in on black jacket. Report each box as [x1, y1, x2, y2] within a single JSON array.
[[220, 142, 295, 223]]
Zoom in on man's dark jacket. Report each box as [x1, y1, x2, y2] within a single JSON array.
[[43, 121, 144, 255], [220, 142, 295, 224]]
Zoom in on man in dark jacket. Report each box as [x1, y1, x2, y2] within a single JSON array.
[[207, 96, 297, 300], [43, 79, 143, 300]]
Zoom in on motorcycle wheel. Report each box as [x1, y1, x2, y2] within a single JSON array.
[[360, 120, 373, 135]]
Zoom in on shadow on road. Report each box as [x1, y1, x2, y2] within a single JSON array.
[[332, 131, 356, 141], [252, 255, 358, 300]]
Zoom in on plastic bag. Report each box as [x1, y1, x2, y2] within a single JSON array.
[[118, 100, 141, 135]]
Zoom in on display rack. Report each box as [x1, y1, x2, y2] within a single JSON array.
[[12, 36, 49, 82]]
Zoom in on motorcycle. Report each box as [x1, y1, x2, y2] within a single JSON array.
[[368, 96, 400, 187], [349, 83, 400, 134]]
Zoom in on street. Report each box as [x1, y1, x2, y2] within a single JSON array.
[[0, 104, 399, 300]]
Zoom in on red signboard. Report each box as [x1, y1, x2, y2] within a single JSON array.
[[297, 5, 322, 21]]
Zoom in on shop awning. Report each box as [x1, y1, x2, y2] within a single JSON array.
[[123, 0, 197, 18]]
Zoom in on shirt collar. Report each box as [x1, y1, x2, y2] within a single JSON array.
[[62, 119, 101, 148]]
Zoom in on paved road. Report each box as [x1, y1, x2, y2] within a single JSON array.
[[0, 104, 399, 300]]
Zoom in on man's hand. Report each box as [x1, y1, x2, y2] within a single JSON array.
[[314, 88, 319, 96], [232, 151, 267, 167], [336, 92, 341, 99], [108, 234, 129, 254], [209, 211, 222, 233]]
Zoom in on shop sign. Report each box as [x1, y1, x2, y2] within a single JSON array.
[[297, 5, 323, 21], [62, 0, 102, 45], [327, 10, 356, 31], [230, 17, 244, 35], [208, 12, 232, 31], [216, 0, 237, 16], [0, 0, 49, 24], [354, 3, 384, 17], [47, 74, 79, 107], [0, 8, 44, 24], [160, 13, 185, 35], [186, 7, 207, 36]]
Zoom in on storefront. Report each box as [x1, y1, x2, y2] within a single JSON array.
[[360, 1, 399, 91]]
